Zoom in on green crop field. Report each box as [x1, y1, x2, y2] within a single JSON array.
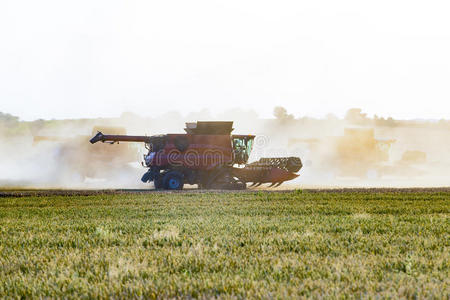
[[0, 189, 448, 298]]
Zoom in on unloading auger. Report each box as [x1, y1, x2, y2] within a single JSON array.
[[89, 121, 302, 190]]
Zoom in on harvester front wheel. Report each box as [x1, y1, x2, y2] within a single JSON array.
[[154, 177, 164, 190], [163, 171, 184, 190]]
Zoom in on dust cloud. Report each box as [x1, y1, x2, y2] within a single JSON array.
[[0, 108, 449, 189]]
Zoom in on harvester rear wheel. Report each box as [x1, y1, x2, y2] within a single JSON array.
[[163, 171, 184, 190]]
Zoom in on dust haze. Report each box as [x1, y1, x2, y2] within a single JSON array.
[[0, 107, 449, 189]]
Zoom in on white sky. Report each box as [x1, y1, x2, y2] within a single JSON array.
[[0, 0, 449, 121]]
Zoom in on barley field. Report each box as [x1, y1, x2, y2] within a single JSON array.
[[0, 189, 448, 298]]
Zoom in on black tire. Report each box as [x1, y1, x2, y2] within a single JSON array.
[[198, 172, 246, 190], [234, 181, 247, 190], [163, 171, 184, 190], [154, 177, 164, 190]]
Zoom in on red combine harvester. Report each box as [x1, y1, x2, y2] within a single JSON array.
[[90, 121, 302, 190]]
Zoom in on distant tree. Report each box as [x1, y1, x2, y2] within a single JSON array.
[[374, 115, 397, 127], [273, 106, 294, 122], [0, 112, 19, 124], [345, 108, 369, 125], [0, 112, 31, 136]]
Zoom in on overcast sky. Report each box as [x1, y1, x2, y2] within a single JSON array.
[[0, 0, 449, 121]]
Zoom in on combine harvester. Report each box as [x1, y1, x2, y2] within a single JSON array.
[[90, 121, 302, 190]]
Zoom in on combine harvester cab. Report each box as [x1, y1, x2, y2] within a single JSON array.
[[90, 121, 302, 190]]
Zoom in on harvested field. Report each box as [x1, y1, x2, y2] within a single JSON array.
[[0, 189, 448, 298]]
